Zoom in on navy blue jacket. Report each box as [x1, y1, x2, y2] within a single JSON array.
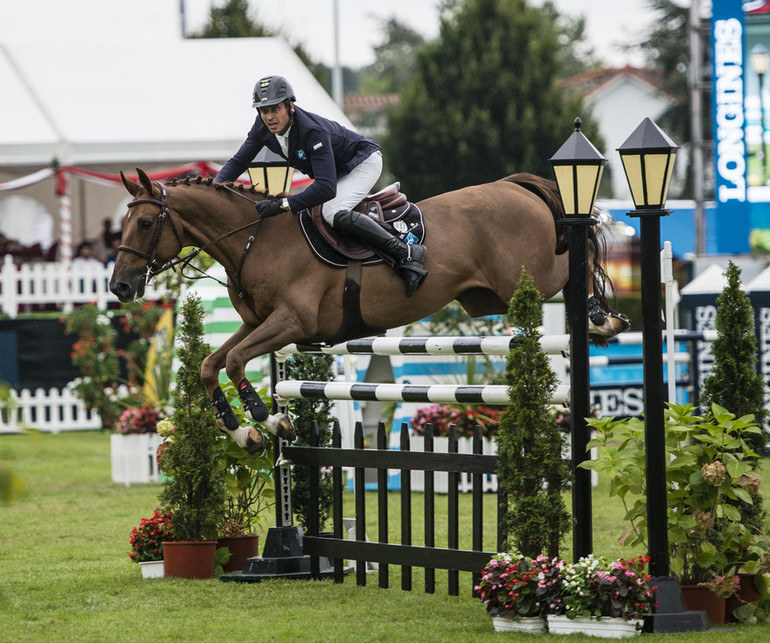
[[215, 105, 380, 212]]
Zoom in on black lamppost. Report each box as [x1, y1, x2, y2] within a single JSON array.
[[550, 118, 605, 561], [618, 118, 706, 633], [751, 44, 770, 183]]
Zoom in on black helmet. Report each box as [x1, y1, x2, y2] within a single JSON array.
[[252, 75, 296, 108]]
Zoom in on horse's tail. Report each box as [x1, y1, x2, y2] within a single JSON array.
[[502, 172, 618, 327]]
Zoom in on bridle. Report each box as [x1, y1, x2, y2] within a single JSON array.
[[117, 181, 184, 284], [116, 179, 267, 299]]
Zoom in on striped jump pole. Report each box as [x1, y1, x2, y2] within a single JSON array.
[[274, 381, 571, 406], [276, 334, 570, 358]]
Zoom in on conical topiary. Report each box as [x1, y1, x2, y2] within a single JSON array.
[[496, 269, 571, 558], [159, 293, 227, 541]]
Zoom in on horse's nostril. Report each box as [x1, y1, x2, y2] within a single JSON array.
[[111, 281, 132, 301]]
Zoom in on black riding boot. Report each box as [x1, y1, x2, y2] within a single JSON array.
[[333, 209, 428, 297]]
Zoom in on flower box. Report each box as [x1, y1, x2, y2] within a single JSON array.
[[547, 615, 641, 638], [138, 560, 165, 579], [492, 615, 545, 633], [110, 433, 164, 486]]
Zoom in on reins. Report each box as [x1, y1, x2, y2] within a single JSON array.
[[117, 180, 267, 300]]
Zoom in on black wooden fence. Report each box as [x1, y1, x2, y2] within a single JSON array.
[[282, 420, 505, 595]]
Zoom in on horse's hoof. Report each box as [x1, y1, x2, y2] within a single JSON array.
[[244, 427, 265, 455], [262, 413, 296, 442]]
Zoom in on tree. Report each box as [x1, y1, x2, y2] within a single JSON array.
[[359, 18, 427, 94], [160, 295, 227, 541], [496, 270, 571, 558], [701, 261, 768, 455], [383, 0, 600, 200]]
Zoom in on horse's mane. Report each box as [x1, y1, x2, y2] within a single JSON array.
[[166, 175, 269, 199]]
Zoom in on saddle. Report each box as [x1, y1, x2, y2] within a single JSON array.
[[298, 182, 426, 268]]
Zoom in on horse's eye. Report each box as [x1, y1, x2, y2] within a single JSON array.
[[138, 219, 153, 231]]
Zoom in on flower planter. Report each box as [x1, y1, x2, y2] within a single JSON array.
[[547, 615, 641, 638], [110, 433, 163, 486], [162, 540, 218, 579], [725, 572, 762, 623], [138, 560, 164, 579], [491, 615, 545, 633], [217, 534, 260, 573], [681, 584, 727, 625]]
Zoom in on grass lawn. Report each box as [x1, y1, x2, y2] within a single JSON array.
[[2, 431, 770, 641]]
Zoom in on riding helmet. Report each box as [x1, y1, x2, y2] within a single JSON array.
[[252, 75, 296, 108]]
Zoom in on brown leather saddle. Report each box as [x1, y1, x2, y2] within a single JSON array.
[[298, 182, 425, 268]]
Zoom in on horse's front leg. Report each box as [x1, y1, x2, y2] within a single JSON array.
[[201, 324, 266, 454], [224, 310, 307, 443]]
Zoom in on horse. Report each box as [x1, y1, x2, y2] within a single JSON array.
[[110, 168, 628, 454]]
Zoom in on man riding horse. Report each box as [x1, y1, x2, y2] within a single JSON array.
[[214, 74, 428, 297]]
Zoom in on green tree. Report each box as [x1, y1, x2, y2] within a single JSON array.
[[287, 354, 336, 532], [496, 270, 571, 558], [160, 295, 227, 541], [383, 0, 599, 200], [359, 18, 427, 94], [701, 261, 768, 455]]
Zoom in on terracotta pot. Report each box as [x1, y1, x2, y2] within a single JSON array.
[[726, 572, 762, 623], [217, 534, 260, 573], [681, 584, 727, 625], [162, 540, 218, 579]]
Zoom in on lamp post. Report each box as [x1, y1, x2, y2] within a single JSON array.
[[248, 161, 295, 196], [751, 44, 770, 183], [550, 117, 605, 561], [618, 118, 706, 633]]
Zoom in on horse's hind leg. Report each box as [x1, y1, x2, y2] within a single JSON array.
[[586, 239, 630, 339]]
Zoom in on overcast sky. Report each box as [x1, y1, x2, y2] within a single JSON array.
[[1, 0, 656, 69]]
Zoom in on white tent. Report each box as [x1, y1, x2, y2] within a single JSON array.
[[0, 37, 350, 257]]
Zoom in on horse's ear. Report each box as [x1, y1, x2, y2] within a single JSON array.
[[120, 171, 140, 197], [136, 168, 155, 195]]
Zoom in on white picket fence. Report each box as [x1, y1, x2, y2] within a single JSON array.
[[0, 383, 104, 433], [0, 255, 170, 317]]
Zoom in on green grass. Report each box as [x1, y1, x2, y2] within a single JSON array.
[[2, 431, 770, 641]]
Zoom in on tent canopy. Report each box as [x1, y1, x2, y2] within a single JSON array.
[[0, 37, 352, 168]]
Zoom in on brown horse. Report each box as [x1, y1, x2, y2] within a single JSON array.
[[110, 169, 627, 454]]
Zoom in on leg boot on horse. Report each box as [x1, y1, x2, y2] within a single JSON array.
[[332, 209, 428, 297]]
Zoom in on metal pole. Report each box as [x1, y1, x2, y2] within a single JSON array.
[[689, 0, 705, 256], [332, 0, 343, 108], [565, 219, 593, 561], [638, 214, 669, 577], [757, 74, 768, 185], [634, 209, 708, 633]]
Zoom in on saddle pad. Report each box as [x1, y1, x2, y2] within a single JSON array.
[[298, 203, 426, 269]]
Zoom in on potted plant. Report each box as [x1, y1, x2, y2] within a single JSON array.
[[475, 552, 548, 633], [159, 294, 227, 579], [546, 554, 654, 637], [127, 509, 176, 578], [285, 353, 335, 535], [584, 403, 770, 624]]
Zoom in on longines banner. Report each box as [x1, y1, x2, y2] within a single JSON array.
[[712, 1, 770, 253]]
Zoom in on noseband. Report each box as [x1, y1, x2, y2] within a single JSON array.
[[117, 181, 184, 283]]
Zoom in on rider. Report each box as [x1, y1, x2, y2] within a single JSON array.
[[214, 75, 428, 297]]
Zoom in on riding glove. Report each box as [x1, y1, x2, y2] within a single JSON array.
[[255, 198, 288, 219]]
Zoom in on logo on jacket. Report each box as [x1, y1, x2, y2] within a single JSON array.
[[296, 150, 307, 160]]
